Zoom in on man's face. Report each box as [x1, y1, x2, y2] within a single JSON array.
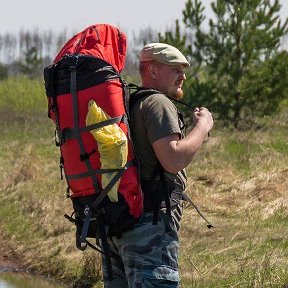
[[154, 63, 186, 100]]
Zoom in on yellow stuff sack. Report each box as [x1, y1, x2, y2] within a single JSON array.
[[86, 100, 128, 202]]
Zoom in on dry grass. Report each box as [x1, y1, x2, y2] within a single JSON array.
[[179, 135, 288, 287], [0, 87, 287, 287]]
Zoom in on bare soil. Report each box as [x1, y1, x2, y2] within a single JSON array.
[[0, 235, 21, 270]]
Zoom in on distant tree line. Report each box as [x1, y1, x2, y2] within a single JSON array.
[[0, 29, 70, 79], [0, 27, 160, 80], [0, 29, 65, 63], [0, 0, 287, 129]]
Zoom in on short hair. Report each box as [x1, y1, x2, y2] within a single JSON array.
[[139, 61, 148, 78], [139, 60, 162, 78]]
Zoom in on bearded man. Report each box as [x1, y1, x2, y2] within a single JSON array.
[[101, 43, 214, 288]]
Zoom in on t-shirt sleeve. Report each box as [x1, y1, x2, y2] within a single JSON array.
[[141, 94, 181, 144]]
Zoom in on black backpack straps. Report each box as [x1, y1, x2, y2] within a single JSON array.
[[119, 76, 130, 118], [91, 161, 134, 210], [129, 86, 174, 224], [60, 114, 124, 143], [128, 85, 161, 116], [44, 62, 63, 146], [78, 205, 93, 250], [97, 214, 113, 280], [182, 192, 214, 229], [159, 168, 172, 218], [69, 56, 100, 193], [144, 163, 172, 225], [154, 164, 173, 224], [129, 85, 194, 112], [65, 210, 117, 281], [55, 56, 121, 96], [146, 167, 161, 225], [77, 161, 135, 281], [78, 160, 134, 248]]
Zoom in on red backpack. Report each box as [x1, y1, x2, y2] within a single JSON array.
[[44, 24, 143, 270]]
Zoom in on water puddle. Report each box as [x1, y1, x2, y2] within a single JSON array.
[[0, 269, 66, 288]]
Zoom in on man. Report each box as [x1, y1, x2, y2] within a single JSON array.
[[101, 43, 214, 287]]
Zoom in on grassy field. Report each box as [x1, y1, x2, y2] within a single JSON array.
[[0, 76, 287, 288]]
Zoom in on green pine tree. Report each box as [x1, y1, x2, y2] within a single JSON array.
[[160, 0, 288, 128], [158, 19, 192, 60], [19, 47, 43, 78], [0, 63, 8, 80]]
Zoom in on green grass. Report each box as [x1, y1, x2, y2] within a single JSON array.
[[0, 76, 46, 113], [0, 77, 287, 287]]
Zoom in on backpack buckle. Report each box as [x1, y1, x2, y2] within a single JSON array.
[[55, 128, 67, 147]]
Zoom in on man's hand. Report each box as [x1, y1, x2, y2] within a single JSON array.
[[152, 107, 214, 174], [193, 107, 214, 136]]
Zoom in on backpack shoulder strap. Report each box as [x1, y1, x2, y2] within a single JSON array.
[[128, 84, 161, 116], [128, 85, 173, 224]]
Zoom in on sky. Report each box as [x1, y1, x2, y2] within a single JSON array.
[[1, 0, 287, 37]]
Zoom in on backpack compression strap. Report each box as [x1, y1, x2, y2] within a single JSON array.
[[78, 160, 135, 249], [77, 160, 135, 281], [70, 57, 100, 193]]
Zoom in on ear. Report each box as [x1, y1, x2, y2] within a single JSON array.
[[148, 63, 157, 79]]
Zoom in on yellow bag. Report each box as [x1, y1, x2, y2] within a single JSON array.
[[86, 100, 128, 202]]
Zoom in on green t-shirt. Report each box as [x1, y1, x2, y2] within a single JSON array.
[[130, 92, 187, 191]]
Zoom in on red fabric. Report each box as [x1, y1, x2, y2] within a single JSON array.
[[54, 24, 126, 73], [51, 24, 142, 218]]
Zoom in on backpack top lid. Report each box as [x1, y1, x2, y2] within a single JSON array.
[[54, 24, 127, 73]]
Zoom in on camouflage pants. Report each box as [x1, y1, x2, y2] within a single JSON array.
[[101, 209, 181, 288]]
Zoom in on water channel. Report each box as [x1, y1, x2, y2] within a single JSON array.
[[0, 268, 66, 288]]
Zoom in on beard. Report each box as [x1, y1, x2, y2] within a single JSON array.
[[168, 88, 184, 100]]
